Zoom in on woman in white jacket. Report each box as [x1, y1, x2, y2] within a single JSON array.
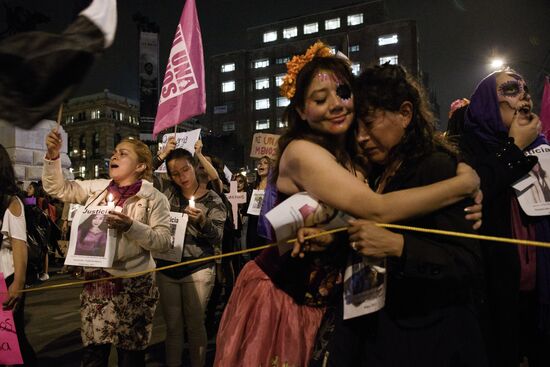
[[43, 130, 171, 367]]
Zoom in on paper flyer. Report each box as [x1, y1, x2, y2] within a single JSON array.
[[67, 203, 82, 222], [246, 189, 265, 216], [155, 129, 201, 173], [513, 144, 550, 216], [264, 192, 353, 253], [64, 206, 118, 268], [343, 254, 386, 319], [152, 212, 188, 262]]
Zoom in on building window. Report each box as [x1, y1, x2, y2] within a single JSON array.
[[351, 63, 361, 76], [222, 121, 235, 132], [255, 78, 270, 90], [283, 26, 297, 39], [221, 63, 235, 72], [277, 118, 288, 128], [325, 18, 340, 30], [378, 34, 399, 46], [329, 46, 337, 54], [276, 97, 290, 107], [275, 57, 290, 65], [65, 115, 75, 124], [303, 22, 318, 34], [94, 164, 99, 178], [91, 109, 102, 119], [92, 132, 100, 156], [263, 30, 277, 43], [253, 59, 269, 68], [275, 74, 285, 87], [379, 55, 398, 65], [347, 13, 363, 26], [222, 80, 235, 92], [349, 45, 360, 52], [255, 119, 270, 130], [255, 98, 270, 110]]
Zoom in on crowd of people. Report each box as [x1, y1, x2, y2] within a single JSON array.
[[0, 40, 548, 367]]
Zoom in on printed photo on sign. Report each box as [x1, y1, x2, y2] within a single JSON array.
[[513, 144, 550, 216], [64, 206, 117, 268], [155, 129, 201, 173], [247, 189, 265, 216], [153, 212, 188, 262], [343, 255, 386, 320]]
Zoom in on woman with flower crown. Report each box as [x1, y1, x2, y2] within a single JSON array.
[[214, 42, 481, 367]]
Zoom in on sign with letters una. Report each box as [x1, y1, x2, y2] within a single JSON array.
[[0, 273, 23, 365]]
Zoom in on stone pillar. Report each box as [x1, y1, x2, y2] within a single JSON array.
[[0, 119, 73, 184]]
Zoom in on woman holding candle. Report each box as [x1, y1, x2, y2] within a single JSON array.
[[43, 131, 171, 367], [153, 147, 227, 367]]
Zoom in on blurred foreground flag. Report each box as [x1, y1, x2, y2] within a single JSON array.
[[0, 0, 117, 129], [153, 0, 205, 138], [541, 76, 550, 141]]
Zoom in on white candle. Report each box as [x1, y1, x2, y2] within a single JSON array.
[[189, 196, 195, 209], [107, 193, 115, 210]]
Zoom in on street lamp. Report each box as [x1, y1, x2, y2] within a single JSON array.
[[490, 58, 505, 70]]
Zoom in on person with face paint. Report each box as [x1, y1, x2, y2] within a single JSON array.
[[456, 69, 550, 367], [43, 130, 171, 367], [214, 42, 482, 367]]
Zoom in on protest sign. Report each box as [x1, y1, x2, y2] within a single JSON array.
[[250, 133, 279, 160], [247, 190, 265, 216], [0, 273, 23, 365], [152, 212, 188, 262], [64, 206, 117, 267], [513, 144, 550, 216], [343, 256, 386, 319], [156, 129, 201, 173]]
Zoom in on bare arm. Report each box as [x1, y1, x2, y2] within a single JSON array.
[[278, 140, 479, 223], [195, 140, 223, 193]]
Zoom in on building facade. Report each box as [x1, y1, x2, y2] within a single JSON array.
[[204, 0, 420, 168], [62, 90, 141, 179]]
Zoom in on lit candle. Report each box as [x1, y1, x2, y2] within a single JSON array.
[[107, 193, 115, 210], [189, 196, 195, 209]]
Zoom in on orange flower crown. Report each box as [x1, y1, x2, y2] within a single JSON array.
[[280, 41, 333, 99]]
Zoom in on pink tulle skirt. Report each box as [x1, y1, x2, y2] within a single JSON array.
[[214, 261, 325, 367]]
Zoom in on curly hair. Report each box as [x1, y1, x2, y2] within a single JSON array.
[[273, 56, 357, 183], [355, 64, 457, 165]]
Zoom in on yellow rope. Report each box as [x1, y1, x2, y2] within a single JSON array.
[[6, 223, 550, 295]]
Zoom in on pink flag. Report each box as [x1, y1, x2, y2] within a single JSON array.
[[153, 0, 205, 138], [541, 76, 550, 141], [0, 273, 24, 365]]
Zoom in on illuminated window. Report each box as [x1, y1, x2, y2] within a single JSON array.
[[378, 34, 398, 46], [91, 109, 102, 119], [263, 31, 277, 43], [222, 121, 235, 132], [255, 78, 270, 90], [253, 59, 270, 68], [351, 63, 361, 76], [275, 74, 285, 87], [222, 80, 235, 92], [255, 119, 270, 130], [379, 55, 398, 65], [303, 22, 318, 34], [275, 57, 290, 64], [276, 97, 290, 107], [221, 63, 235, 72], [349, 45, 360, 52], [277, 118, 288, 128], [347, 13, 363, 26], [283, 26, 297, 39], [325, 18, 340, 30], [255, 98, 270, 110]]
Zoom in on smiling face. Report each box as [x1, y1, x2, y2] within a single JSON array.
[[297, 70, 354, 137], [167, 157, 197, 191], [357, 105, 411, 165], [496, 72, 533, 128], [109, 142, 145, 186]]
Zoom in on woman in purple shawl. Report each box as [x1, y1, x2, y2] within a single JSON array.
[[458, 69, 550, 367]]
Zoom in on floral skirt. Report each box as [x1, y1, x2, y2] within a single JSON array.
[[80, 270, 159, 350], [214, 261, 325, 367]]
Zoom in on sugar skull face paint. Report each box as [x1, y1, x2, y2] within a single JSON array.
[[496, 72, 533, 128], [297, 69, 354, 136]]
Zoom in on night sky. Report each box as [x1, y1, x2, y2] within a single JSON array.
[[2, 0, 549, 127]]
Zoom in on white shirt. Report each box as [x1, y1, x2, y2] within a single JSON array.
[[0, 197, 27, 278]]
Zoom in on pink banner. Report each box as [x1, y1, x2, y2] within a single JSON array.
[[153, 0, 206, 138], [0, 273, 24, 365], [541, 76, 550, 141]]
